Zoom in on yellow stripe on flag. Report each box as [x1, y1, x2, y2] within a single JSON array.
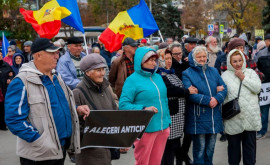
[[33, 0, 71, 25], [109, 11, 143, 40]]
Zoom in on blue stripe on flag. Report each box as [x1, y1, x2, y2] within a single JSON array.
[[2, 33, 9, 58], [127, 0, 159, 37]]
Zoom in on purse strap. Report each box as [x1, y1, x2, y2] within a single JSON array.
[[77, 86, 98, 110], [237, 81, 242, 99]]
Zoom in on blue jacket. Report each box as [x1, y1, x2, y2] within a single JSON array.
[[119, 47, 171, 133], [182, 52, 227, 134], [56, 51, 85, 89], [5, 62, 72, 146]]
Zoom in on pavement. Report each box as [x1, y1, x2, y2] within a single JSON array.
[[1, 130, 270, 165]]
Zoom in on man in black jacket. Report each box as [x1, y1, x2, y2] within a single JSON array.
[[0, 51, 13, 130]]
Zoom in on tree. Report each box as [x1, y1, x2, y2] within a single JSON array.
[[214, 0, 265, 34], [181, 0, 210, 37], [262, 0, 270, 34], [153, 2, 183, 39]]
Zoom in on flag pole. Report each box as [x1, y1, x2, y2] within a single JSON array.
[[158, 30, 164, 43], [2, 32, 6, 57], [82, 33, 89, 55]]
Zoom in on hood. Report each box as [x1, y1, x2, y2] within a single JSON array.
[[12, 53, 25, 67], [239, 33, 248, 44], [226, 49, 246, 72], [134, 47, 158, 76], [188, 49, 209, 70], [19, 61, 44, 75]]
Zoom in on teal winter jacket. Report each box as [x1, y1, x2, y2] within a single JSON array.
[[119, 47, 171, 133]]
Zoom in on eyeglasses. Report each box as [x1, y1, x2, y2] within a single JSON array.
[[8, 51, 13, 52], [172, 52, 182, 56]]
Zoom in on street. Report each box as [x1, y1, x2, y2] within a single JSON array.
[[1, 130, 270, 165]]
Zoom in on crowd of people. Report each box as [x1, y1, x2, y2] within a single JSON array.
[[0, 33, 269, 165]]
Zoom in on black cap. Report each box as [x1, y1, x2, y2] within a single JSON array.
[[197, 39, 205, 45], [31, 38, 60, 54], [265, 34, 270, 40], [67, 37, 83, 44], [122, 37, 138, 47], [184, 37, 198, 44]]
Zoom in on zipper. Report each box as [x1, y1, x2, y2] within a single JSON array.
[[202, 70, 215, 134], [150, 77, 163, 131], [42, 86, 61, 150]]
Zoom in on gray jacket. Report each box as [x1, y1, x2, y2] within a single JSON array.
[[15, 62, 80, 161]]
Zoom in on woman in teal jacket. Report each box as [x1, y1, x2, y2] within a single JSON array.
[[119, 47, 171, 165]]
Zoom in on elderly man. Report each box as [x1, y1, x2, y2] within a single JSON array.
[[23, 41, 33, 63], [109, 37, 138, 98], [182, 37, 197, 70], [205, 36, 224, 67], [5, 38, 90, 165], [56, 37, 86, 89]]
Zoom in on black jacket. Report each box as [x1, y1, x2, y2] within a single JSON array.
[[171, 58, 187, 80], [0, 60, 13, 96]]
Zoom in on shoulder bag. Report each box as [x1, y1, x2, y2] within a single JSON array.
[[222, 81, 242, 120]]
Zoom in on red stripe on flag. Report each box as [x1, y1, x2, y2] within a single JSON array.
[[99, 28, 125, 53], [20, 8, 61, 39], [32, 21, 61, 39]]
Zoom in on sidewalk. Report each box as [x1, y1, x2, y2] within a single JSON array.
[[1, 130, 270, 165]]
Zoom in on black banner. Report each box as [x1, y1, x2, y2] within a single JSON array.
[[81, 110, 154, 149]]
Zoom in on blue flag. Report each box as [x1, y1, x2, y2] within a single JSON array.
[[57, 0, 85, 33], [2, 32, 9, 58]]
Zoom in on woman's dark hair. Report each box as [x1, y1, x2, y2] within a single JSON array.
[[164, 48, 172, 56]]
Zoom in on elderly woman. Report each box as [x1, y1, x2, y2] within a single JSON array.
[[3, 45, 16, 66], [12, 53, 25, 76], [119, 47, 171, 165], [73, 53, 118, 165], [182, 46, 227, 165], [158, 49, 198, 165], [221, 49, 261, 165]]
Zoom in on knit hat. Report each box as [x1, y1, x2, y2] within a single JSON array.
[[228, 38, 245, 52], [158, 42, 168, 49], [24, 41, 33, 47], [80, 53, 107, 72], [141, 51, 158, 64]]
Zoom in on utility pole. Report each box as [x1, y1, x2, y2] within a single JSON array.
[[149, 0, 153, 45]]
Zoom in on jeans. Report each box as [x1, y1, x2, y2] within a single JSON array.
[[192, 134, 217, 165], [258, 104, 270, 135], [227, 131, 256, 165]]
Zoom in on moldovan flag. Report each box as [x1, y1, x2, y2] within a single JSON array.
[[20, 0, 84, 39], [2, 32, 9, 58], [99, 0, 159, 53]]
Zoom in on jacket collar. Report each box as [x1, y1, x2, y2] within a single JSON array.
[[82, 75, 109, 92]]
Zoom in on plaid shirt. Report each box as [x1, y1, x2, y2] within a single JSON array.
[[123, 54, 134, 76]]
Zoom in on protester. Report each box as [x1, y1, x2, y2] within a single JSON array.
[[9, 40, 23, 54], [73, 53, 117, 165], [5, 38, 90, 164], [0, 51, 13, 130], [221, 49, 261, 165], [109, 37, 138, 98], [158, 49, 198, 165], [182, 46, 227, 165], [214, 41, 229, 74], [11, 53, 25, 76], [166, 38, 174, 45], [255, 34, 270, 140], [170, 42, 187, 79], [182, 37, 197, 70], [205, 36, 224, 67], [56, 36, 86, 89], [22, 41, 32, 63], [92, 46, 100, 54], [3, 45, 16, 66], [100, 47, 115, 69], [119, 47, 171, 165], [140, 38, 148, 46]]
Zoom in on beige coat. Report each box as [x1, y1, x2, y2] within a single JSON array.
[[15, 62, 80, 161]]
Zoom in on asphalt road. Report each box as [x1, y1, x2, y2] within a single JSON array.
[[1, 130, 270, 165]]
